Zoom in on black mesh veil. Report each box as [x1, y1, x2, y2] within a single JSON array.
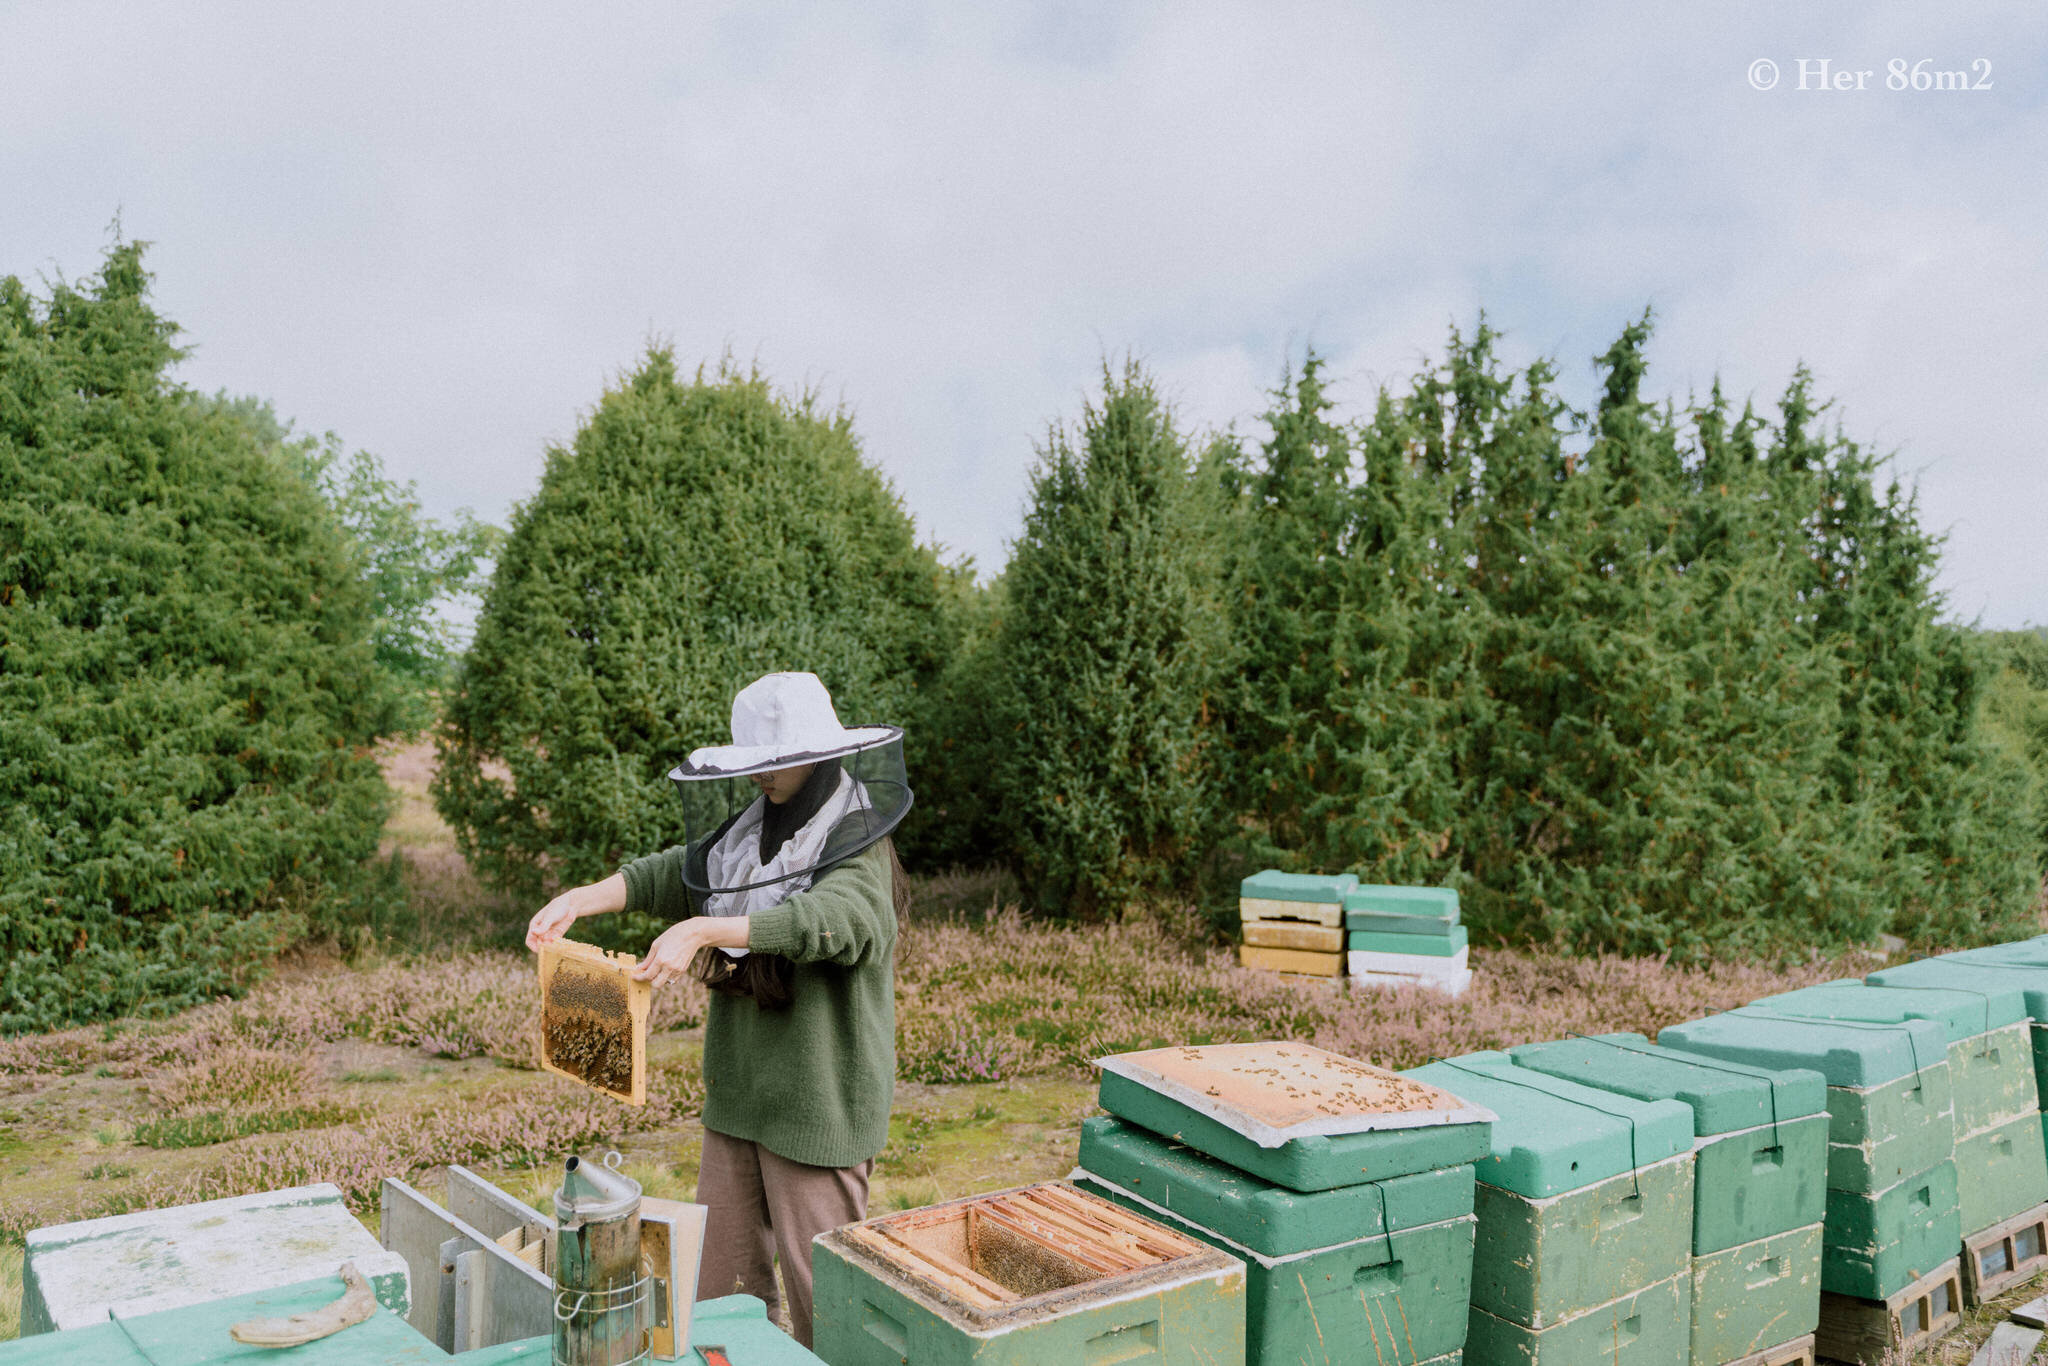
[[667, 731, 911, 899]]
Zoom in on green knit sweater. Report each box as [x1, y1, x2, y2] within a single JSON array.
[[620, 839, 896, 1169]]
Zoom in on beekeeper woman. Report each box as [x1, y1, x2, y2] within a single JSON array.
[[525, 671, 910, 1348]]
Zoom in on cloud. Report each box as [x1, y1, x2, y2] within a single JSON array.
[[3, 1, 2042, 622]]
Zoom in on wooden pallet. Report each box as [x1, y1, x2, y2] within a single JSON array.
[[1815, 1258, 1962, 1364], [1962, 1199, 2048, 1305], [1723, 1333, 1815, 1366]]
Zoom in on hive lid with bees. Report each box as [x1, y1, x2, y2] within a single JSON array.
[[537, 938, 651, 1105], [1095, 1042, 1495, 1192]]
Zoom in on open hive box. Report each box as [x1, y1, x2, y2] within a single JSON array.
[[813, 1182, 1245, 1366], [537, 939, 651, 1105]]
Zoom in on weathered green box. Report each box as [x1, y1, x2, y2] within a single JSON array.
[[1954, 1110, 2048, 1236], [1657, 1010, 1955, 1193], [1509, 1033, 1828, 1254], [1077, 1171, 1476, 1366], [1406, 1053, 1695, 1329], [812, 1183, 1245, 1366], [1688, 1222, 1823, 1366], [1076, 1115, 1474, 1256], [1349, 926, 1470, 955], [1099, 1043, 1495, 1192], [1240, 869, 1356, 903], [1749, 980, 2037, 1137], [1464, 1272, 1689, 1366], [1820, 1159, 1960, 1300], [1868, 953, 2048, 1103], [1343, 884, 1461, 935]]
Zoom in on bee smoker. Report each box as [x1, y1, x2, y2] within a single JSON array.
[[553, 1151, 648, 1365]]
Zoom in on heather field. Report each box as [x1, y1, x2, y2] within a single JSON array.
[[0, 743, 2035, 1360]]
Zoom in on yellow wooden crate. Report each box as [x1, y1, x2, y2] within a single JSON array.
[[1238, 897, 1343, 928], [1238, 945, 1343, 977], [1241, 921, 1343, 952]]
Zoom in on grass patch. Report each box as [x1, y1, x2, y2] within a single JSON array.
[[1, 1239, 20, 1342], [82, 1163, 133, 1181], [340, 1067, 403, 1084], [133, 1103, 361, 1150]]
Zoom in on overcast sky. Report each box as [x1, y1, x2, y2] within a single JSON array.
[[6, 3, 2044, 625]]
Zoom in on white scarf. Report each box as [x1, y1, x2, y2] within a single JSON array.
[[701, 771, 867, 957]]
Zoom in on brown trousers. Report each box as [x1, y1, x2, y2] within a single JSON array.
[[695, 1126, 873, 1348]]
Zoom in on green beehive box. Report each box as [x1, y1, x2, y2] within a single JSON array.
[[1821, 1159, 1960, 1300], [1867, 953, 2048, 1104], [1953, 1109, 2048, 1236], [1509, 1033, 1829, 1254], [1076, 1171, 1476, 1366], [1342, 884, 1461, 935], [1688, 1221, 1823, 1366], [1405, 1053, 1695, 1330], [1349, 926, 1470, 956], [812, 1183, 1244, 1366], [1656, 1011, 1955, 1193], [1076, 1115, 1474, 1257], [1464, 1273, 1689, 1366], [1750, 980, 2037, 1137], [1239, 869, 1356, 903], [1098, 1042, 1495, 1192]]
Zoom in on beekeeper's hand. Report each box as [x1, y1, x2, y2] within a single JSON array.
[[526, 873, 627, 952], [634, 916, 749, 988]]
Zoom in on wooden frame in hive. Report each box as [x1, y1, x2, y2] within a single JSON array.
[[537, 938, 651, 1105]]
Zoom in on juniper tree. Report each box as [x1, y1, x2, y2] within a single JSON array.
[[991, 361, 1227, 916]]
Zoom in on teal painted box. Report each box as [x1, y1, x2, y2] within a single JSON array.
[[1509, 1033, 1829, 1254], [1076, 1114, 1474, 1255], [1464, 1272, 1689, 1366], [1867, 952, 2048, 1104], [812, 1183, 1244, 1366], [1077, 1170, 1477, 1366], [1687, 1222, 1822, 1366], [1350, 926, 1470, 956], [1750, 979, 2038, 1138], [1239, 869, 1357, 903], [1405, 1052, 1696, 1330], [1657, 1010, 1955, 1194], [1821, 1159, 1961, 1300], [1343, 884, 1462, 934], [1953, 1109, 2048, 1236], [1099, 1042, 1495, 1192]]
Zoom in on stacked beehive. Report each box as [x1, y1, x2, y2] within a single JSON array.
[[1509, 1034, 1829, 1366], [1345, 883, 1471, 997], [1657, 1009, 1962, 1362], [1403, 1050, 1698, 1365], [1236, 871, 1352, 983], [1867, 948, 2048, 1299], [1076, 1042, 1493, 1366]]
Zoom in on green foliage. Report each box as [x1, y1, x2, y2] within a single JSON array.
[[989, 361, 1228, 916], [0, 244, 398, 1033], [433, 351, 953, 920], [201, 395, 502, 734], [1177, 319, 2037, 958], [1984, 629, 2048, 873]]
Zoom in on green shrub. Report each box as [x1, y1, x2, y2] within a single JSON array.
[[989, 361, 1228, 916], [433, 352, 953, 923], [0, 244, 398, 1033]]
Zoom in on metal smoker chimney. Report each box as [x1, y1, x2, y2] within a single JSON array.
[[552, 1151, 646, 1364]]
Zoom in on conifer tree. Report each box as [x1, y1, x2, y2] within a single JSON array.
[[991, 361, 1226, 915], [434, 352, 952, 903]]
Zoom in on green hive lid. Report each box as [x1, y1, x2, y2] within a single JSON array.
[[1401, 1051, 1694, 1197], [1239, 870, 1358, 904], [1096, 1042, 1494, 1148], [1656, 1009, 1948, 1088], [1076, 1115, 1474, 1257], [1867, 953, 2048, 1019], [1750, 978, 2025, 1042], [1340, 884, 1460, 920], [1508, 1033, 1825, 1135], [1347, 925, 1467, 955]]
